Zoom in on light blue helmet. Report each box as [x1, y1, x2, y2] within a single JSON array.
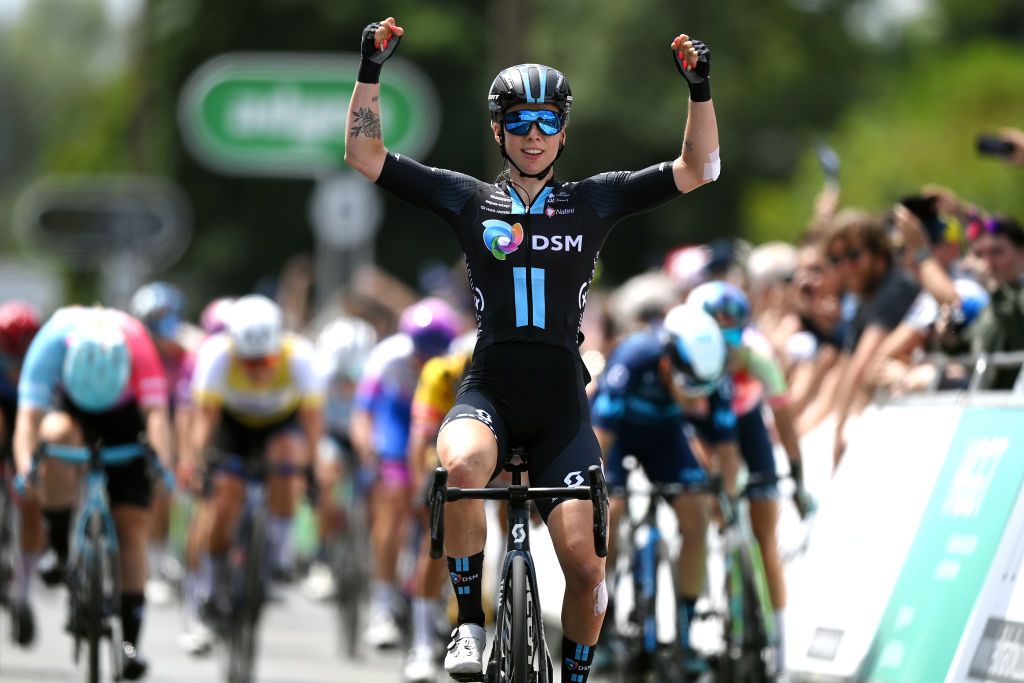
[[62, 318, 131, 412]]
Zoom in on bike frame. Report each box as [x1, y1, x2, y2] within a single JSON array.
[[428, 448, 609, 683]]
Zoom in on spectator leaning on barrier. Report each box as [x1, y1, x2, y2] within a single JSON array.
[[964, 215, 1024, 389], [825, 210, 920, 465]]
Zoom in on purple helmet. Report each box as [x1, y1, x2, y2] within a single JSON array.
[[200, 297, 235, 335], [399, 298, 460, 358]]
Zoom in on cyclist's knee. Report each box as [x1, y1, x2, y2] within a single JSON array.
[[441, 444, 494, 488], [675, 495, 709, 538], [39, 412, 81, 445], [563, 555, 605, 599]]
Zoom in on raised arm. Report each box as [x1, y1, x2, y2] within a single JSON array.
[[344, 18, 404, 181], [669, 34, 720, 194]]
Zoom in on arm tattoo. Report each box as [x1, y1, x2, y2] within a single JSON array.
[[683, 139, 695, 153], [350, 107, 382, 140], [371, 96, 379, 102]]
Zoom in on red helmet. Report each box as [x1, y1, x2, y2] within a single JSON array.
[[0, 301, 41, 357]]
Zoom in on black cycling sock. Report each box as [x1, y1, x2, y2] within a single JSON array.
[[561, 636, 596, 683], [679, 596, 697, 649], [120, 593, 145, 647], [43, 508, 72, 564], [447, 552, 485, 626]]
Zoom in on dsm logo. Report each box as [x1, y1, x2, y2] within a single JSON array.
[[482, 220, 523, 260]]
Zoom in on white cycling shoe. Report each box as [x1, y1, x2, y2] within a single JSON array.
[[404, 644, 439, 682], [444, 623, 486, 675], [178, 618, 214, 657], [365, 608, 402, 649]]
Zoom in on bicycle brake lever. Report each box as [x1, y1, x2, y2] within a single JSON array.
[[588, 465, 609, 558], [428, 467, 448, 559]]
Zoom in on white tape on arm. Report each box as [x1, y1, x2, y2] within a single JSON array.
[[703, 147, 721, 181]]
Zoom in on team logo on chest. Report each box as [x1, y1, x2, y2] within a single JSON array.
[[482, 219, 524, 260]]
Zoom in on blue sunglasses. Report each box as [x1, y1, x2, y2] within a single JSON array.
[[503, 109, 563, 136]]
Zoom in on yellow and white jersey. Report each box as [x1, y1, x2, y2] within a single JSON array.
[[191, 332, 325, 427]]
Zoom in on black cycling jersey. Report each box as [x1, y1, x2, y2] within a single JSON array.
[[376, 152, 681, 353]]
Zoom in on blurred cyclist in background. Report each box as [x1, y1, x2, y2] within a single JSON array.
[[686, 281, 813, 674], [403, 331, 476, 682], [176, 296, 234, 655], [130, 281, 202, 604], [350, 297, 460, 649], [301, 316, 377, 601], [592, 303, 734, 672], [12, 306, 173, 679], [0, 302, 42, 642], [189, 295, 324, 634]]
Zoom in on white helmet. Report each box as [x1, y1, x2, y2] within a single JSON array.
[[316, 316, 377, 381], [228, 295, 283, 359], [660, 303, 727, 396]]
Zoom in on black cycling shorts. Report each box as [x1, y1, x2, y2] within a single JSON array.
[[58, 396, 152, 508], [440, 342, 601, 521], [214, 409, 301, 462], [1, 397, 16, 463]]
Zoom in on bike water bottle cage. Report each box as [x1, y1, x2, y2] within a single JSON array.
[[503, 110, 563, 136]]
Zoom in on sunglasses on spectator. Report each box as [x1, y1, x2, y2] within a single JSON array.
[[828, 248, 864, 265], [503, 109, 563, 136], [240, 355, 279, 370]]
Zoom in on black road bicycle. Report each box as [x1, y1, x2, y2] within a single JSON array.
[[428, 447, 609, 683], [204, 455, 274, 683]]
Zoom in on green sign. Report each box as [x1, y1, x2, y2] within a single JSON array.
[[179, 53, 440, 177], [860, 407, 1024, 682]]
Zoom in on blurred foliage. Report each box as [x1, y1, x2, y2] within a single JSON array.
[[745, 44, 1024, 243], [0, 0, 1022, 308]]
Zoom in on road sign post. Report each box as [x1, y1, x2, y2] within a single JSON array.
[[13, 175, 192, 307]]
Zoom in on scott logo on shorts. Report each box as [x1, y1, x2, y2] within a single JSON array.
[[564, 471, 584, 488], [482, 219, 524, 260]]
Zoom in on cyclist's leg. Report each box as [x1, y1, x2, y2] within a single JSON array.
[[36, 412, 84, 586], [437, 394, 502, 674], [737, 405, 786, 668], [366, 458, 412, 639], [535, 421, 606, 683], [108, 465, 153, 652], [265, 428, 308, 578], [736, 406, 784, 609]]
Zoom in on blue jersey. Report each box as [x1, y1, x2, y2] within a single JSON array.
[[592, 328, 683, 431]]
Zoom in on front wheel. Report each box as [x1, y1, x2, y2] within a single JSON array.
[[85, 514, 105, 683], [511, 555, 529, 683]]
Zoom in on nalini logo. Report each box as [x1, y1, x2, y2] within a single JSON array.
[[482, 219, 523, 260]]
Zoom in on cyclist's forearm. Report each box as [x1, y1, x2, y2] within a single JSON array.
[[190, 403, 220, 466], [345, 82, 387, 180], [716, 441, 741, 496], [12, 406, 44, 476], [143, 404, 174, 470], [772, 403, 803, 470], [673, 100, 720, 193]]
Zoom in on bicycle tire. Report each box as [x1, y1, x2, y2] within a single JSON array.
[[85, 512, 104, 683], [228, 506, 267, 683], [334, 503, 368, 658], [511, 555, 529, 683]]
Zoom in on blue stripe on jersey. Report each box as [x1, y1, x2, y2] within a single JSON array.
[[507, 186, 527, 214], [530, 186, 553, 214], [513, 268, 529, 327], [531, 268, 546, 329]]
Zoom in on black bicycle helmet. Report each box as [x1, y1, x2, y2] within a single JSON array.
[[488, 64, 572, 123]]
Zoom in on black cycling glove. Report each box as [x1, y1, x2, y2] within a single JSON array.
[[673, 39, 711, 102], [358, 21, 402, 84]]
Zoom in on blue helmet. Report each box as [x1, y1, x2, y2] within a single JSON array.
[[130, 281, 186, 340], [686, 281, 750, 347], [62, 318, 131, 412]]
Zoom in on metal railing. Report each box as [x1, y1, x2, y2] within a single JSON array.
[[921, 350, 1024, 394]]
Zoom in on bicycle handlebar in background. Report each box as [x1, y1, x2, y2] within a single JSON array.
[[14, 442, 174, 495]]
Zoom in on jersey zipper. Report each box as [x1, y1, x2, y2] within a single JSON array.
[[524, 208, 534, 340]]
